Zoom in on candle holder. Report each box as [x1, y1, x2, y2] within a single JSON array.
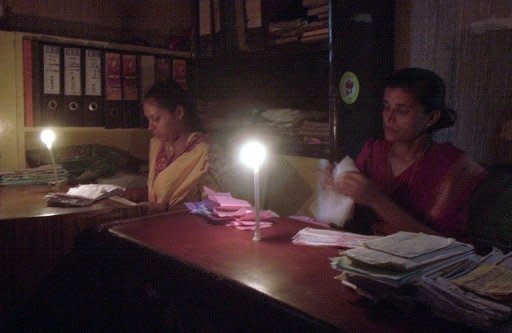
[[239, 140, 267, 241], [40, 128, 64, 191]]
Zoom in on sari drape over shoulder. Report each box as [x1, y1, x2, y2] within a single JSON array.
[[148, 132, 218, 207], [356, 139, 487, 239]]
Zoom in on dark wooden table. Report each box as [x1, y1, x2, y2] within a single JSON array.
[[105, 213, 463, 332], [0, 185, 147, 320]]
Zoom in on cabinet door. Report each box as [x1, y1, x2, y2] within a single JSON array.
[[329, 0, 394, 161]]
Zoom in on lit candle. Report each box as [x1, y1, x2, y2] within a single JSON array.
[[239, 140, 267, 241], [40, 128, 59, 186]]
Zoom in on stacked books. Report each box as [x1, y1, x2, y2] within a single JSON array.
[[331, 231, 512, 329], [299, 120, 329, 144], [268, 1, 329, 46], [0, 164, 68, 186], [268, 18, 303, 45], [302, 0, 328, 43]]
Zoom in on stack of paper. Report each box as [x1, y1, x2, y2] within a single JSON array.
[[330, 232, 475, 287], [331, 231, 512, 328], [185, 187, 278, 230], [0, 164, 68, 186], [416, 276, 511, 328], [45, 184, 125, 207], [414, 250, 512, 328], [292, 227, 380, 248]]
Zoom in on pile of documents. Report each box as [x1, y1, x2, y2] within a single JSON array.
[[0, 164, 68, 186], [185, 187, 278, 230], [292, 227, 380, 248], [331, 232, 475, 287], [45, 184, 125, 207], [331, 231, 512, 328]]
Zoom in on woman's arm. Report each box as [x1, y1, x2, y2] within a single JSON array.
[[338, 172, 438, 235]]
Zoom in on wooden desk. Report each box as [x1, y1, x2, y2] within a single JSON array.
[[0, 185, 147, 319], [106, 213, 461, 332]]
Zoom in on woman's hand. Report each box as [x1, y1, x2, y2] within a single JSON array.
[[318, 163, 335, 190], [335, 172, 382, 207]]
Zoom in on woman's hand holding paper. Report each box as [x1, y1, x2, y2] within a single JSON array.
[[336, 172, 382, 207]]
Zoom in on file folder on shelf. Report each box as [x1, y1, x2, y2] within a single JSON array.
[[83, 49, 104, 127], [63, 47, 83, 126], [173, 58, 188, 90], [139, 55, 156, 129], [41, 44, 63, 126], [155, 57, 171, 82], [104, 52, 124, 128], [122, 54, 140, 128]]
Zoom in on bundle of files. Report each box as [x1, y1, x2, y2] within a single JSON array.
[[330, 231, 476, 288], [330, 231, 512, 328], [185, 187, 278, 230], [292, 227, 380, 248], [0, 164, 68, 186]]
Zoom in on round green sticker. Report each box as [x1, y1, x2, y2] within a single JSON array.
[[339, 71, 360, 104]]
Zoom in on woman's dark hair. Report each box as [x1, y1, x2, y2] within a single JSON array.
[[386, 67, 456, 131], [143, 80, 203, 131]]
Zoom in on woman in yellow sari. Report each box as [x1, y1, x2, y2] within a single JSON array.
[[142, 80, 217, 212]]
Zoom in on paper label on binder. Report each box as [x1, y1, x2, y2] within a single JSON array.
[[43, 45, 60, 95], [64, 48, 81, 96], [85, 49, 101, 96]]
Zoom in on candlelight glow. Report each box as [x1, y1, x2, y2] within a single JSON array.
[[40, 129, 56, 150], [239, 140, 267, 171]]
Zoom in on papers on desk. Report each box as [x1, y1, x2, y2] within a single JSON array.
[[66, 184, 125, 200], [184, 187, 278, 230], [330, 231, 512, 329], [292, 227, 380, 248], [331, 232, 474, 287], [45, 184, 125, 207]]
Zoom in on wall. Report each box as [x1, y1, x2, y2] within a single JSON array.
[[398, 0, 512, 165], [0, 32, 24, 170]]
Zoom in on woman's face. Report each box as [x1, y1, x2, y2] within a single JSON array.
[[143, 99, 183, 142], [382, 87, 434, 143]]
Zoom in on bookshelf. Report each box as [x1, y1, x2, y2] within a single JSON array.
[[195, 0, 330, 159]]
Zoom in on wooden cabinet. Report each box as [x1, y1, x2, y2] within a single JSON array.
[[329, 0, 394, 161]]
